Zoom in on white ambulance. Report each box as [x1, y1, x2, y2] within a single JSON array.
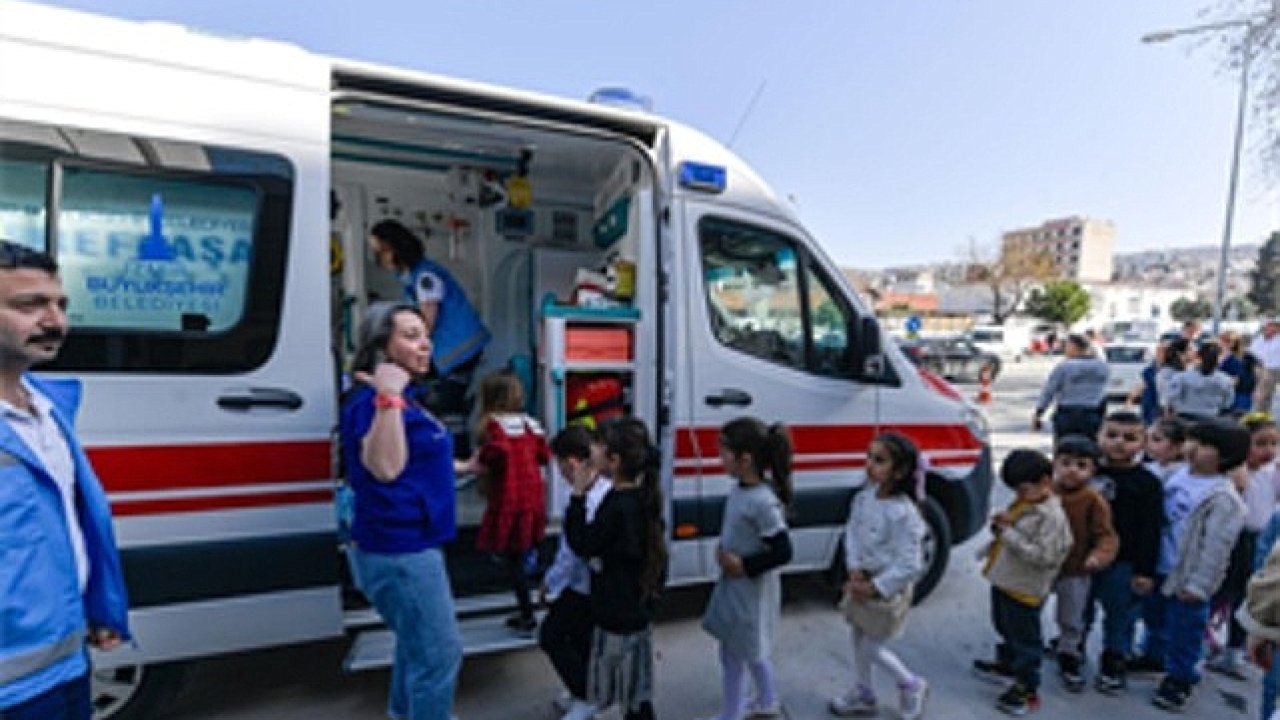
[[0, 2, 993, 717]]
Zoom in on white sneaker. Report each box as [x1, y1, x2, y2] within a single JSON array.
[[829, 689, 878, 717], [745, 697, 784, 718], [553, 690, 575, 713], [560, 699, 599, 720], [900, 677, 928, 720]]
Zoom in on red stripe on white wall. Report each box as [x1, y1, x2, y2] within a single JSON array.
[[88, 440, 331, 493]]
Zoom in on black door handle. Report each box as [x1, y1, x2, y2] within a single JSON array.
[[704, 388, 753, 408], [217, 388, 304, 411]]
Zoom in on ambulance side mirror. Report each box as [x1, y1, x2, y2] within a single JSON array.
[[851, 316, 884, 380]]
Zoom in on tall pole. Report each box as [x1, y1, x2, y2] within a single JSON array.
[[1213, 33, 1252, 334]]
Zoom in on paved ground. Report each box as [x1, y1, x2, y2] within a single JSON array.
[[163, 357, 1265, 719]]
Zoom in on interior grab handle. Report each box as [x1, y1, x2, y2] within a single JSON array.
[[217, 388, 304, 411], [704, 388, 752, 408]]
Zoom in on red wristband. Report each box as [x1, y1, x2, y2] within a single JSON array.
[[373, 393, 407, 410]]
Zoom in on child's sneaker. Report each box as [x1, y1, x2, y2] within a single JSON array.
[[560, 699, 599, 720], [972, 658, 1016, 684], [1094, 650, 1127, 695], [1128, 654, 1165, 676], [1056, 653, 1085, 693], [1151, 676, 1192, 712], [899, 677, 928, 720], [1205, 648, 1247, 681], [996, 683, 1040, 716], [828, 686, 878, 717], [744, 697, 783, 718], [553, 690, 574, 712], [504, 613, 538, 635]]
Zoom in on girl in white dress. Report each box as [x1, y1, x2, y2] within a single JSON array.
[[829, 432, 929, 719], [699, 417, 794, 720]]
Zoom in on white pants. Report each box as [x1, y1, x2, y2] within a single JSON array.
[[850, 625, 914, 691]]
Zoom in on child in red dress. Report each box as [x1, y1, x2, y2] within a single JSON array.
[[474, 371, 549, 634]]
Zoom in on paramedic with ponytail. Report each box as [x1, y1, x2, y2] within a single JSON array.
[[341, 301, 468, 720], [368, 220, 490, 446], [0, 240, 129, 720]]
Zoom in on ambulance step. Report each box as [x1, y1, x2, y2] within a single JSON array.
[[343, 592, 520, 630], [343, 612, 541, 672]]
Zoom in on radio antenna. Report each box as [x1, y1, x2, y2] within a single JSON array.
[[727, 80, 767, 149]]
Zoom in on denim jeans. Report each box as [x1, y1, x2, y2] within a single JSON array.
[[991, 587, 1043, 691], [1142, 589, 1210, 684], [1089, 561, 1137, 655], [353, 547, 462, 720], [0, 672, 89, 720]]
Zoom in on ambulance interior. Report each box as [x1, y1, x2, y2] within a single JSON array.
[[329, 101, 655, 596]]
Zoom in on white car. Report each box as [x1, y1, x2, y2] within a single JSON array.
[[1103, 343, 1155, 402]]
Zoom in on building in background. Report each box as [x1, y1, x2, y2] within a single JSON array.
[[1001, 216, 1115, 282]]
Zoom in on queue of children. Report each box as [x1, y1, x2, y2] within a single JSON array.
[[452, 367, 1280, 719]]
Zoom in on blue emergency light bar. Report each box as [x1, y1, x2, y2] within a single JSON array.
[[678, 162, 727, 194]]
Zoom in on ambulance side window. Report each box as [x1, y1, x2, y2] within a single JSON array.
[[698, 217, 804, 371], [0, 118, 293, 372], [803, 264, 853, 378]]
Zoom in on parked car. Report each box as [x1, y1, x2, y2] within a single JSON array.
[[898, 336, 1001, 383], [968, 324, 1029, 362], [1103, 342, 1154, 402]]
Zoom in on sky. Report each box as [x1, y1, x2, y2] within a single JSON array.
[[31, 0, 1280, 269]]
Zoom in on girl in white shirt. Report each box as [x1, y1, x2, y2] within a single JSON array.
[[829, 432, 928, 720], [1144, 417, 1188, 484]]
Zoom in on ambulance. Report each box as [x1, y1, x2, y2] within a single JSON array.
[[0, 2, 993, 717]]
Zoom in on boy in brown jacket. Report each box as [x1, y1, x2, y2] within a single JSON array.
[[973, 449, 1074, 716], [1049, 435, 1118, 692]]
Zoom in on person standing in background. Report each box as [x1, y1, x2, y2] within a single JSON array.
[[1251, 319, 1280, 414], [0, 240, 130, 720], [1033, 334, 1110, 441]]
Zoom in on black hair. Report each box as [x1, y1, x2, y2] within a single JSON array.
[[350, 301, 422, 374], [369, 219, 425, 270], [1105, 409, 1144, 426], [603, 418, 667, 603], [1066, 334, 1090, 352], [0, 240, 57, 273], [1055, 434, 1100, 463], [1151, 416, 1188, 445], [1000, 448, 1053, 491], [1196, 342, 1220, 377], [1164, 338, 1190, 371], [1188, 418, 1251, 472], [550, 424, 599, 460], [871, 431, 922, 502], [719, 417, 794, 506]]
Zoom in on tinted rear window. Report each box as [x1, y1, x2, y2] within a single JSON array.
[[1105, 347, 1148, 363]]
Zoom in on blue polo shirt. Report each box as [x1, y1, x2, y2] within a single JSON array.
[[341, 385, 456, 553], [400, 258, 490, 375]]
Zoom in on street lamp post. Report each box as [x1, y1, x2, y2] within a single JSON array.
[[1143, 17, 1263, 334]]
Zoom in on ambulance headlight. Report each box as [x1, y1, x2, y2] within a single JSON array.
[[962, 405, 990, 443]]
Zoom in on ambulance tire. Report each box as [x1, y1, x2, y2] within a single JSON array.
[[92, 661, 188, 720], [912, 496, 951, 603]]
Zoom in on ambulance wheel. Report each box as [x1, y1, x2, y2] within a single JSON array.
[[913, 496, 951, 603], [92, 661, 187, 720]]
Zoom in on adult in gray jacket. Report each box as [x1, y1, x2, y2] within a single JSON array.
[[1165, 343, 1234, 420], [1033, 334, 1110, 441]]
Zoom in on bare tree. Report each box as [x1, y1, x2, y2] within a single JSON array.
[[1198, 1, 1280, 173], [963, 238, 1056, 324]]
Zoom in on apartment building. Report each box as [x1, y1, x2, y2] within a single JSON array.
[[1001, 216, 1115, 282]]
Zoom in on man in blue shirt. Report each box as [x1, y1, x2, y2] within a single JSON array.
[[0, 240, 130, 720], [368, 220, 491, 452]]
